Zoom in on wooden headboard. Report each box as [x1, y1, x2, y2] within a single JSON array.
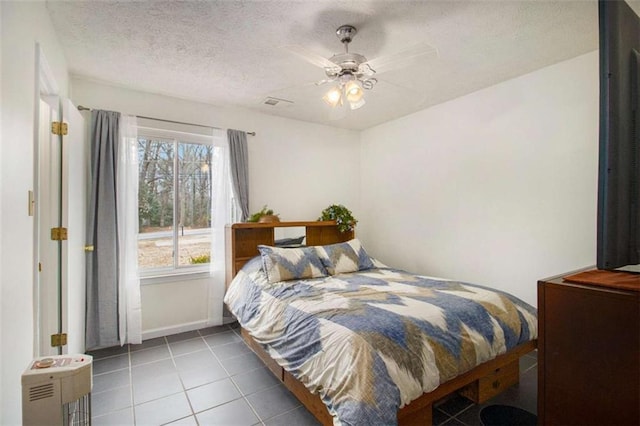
[[225, 221, 354, 288]]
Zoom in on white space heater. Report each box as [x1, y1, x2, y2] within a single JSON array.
[[22, 355, 93, 426]]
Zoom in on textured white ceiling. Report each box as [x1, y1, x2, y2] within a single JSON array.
[[47, 0, 603, 130]]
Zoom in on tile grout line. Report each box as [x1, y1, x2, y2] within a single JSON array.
[[225, 354, 305, 423], [522, 361, 538, 375], [91, 331, 213, 423], [130, 336, 192, 425], [262, 404, 307, 425], [201, 325, 265, 424], [446, 402, 475, 426], [133, 326, 246, 425], [212, 324, 307, 424], [92, 327, 536, 426], [166, 335, 201, 425], [92, 324, 307, 425]]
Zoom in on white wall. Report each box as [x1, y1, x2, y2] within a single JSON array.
[[0, 2, 69, 424], [360, 52, 599, 307], [70, 78, 361, 334], [141, 278, 210, 338], [70, 78, 361, 220]]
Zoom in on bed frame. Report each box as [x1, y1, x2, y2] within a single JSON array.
[[225, 221, 537, 425]]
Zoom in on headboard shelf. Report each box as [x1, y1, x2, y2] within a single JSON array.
[[225, 220, 354, 287], [230, 221, 346, 229]]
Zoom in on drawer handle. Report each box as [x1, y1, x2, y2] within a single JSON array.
[[492, 380, 500, 389]]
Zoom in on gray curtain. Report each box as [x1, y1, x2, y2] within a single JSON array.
[[86, 110, 121, 350], [227, 129, 249, 221]]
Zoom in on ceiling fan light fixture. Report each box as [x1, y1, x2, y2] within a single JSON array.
[[349, 97, 366, 110], [288, 23, 438, 116], [361, 78, 377, 90], [323, 86, 343, 107], [345, 80, 364, 103]]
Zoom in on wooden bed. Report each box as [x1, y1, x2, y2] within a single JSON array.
[[225, 221, 537, 425]]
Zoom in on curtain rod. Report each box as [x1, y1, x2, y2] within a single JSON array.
[[76, 105, 256, 136]]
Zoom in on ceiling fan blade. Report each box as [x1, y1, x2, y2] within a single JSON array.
[[374, 78, 428, 108], [283, 45, 340, 71], [315, 77, 338, 86], [363, 43, 438, 75]]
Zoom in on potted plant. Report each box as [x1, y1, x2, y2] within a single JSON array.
[[247, 205, 280, 223], [318, 204, 357, 233]]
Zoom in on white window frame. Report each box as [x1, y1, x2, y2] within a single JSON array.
[[137, 126, 215, 279]]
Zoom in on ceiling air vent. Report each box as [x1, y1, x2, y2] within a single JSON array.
[[263, 97, 293, 107]]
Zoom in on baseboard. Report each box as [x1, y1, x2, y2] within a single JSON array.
[[141, 320, 209, 341]]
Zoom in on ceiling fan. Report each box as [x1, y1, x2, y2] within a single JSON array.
[[286, 25, 437, 113]]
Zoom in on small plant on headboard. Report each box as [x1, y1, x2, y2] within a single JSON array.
[[247, 205, 279, 222], [318, 204, 357, 233]]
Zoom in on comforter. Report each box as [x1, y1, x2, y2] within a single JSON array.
[[224, 257, 537, 425]]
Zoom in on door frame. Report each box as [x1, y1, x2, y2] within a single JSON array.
[[33, 44, 62, 356]]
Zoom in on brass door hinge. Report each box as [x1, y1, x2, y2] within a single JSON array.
[[50, 227, 68, 241], [28, 190, 35, 216], [50, 333, 67, 347], [51, 121, 68, 136]]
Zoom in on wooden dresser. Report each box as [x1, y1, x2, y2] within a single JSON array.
[[537, 269, 640, 425]]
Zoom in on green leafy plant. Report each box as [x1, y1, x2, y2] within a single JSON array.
[[318, 204, 357, 233], [189, 254, 210, 264], [247, 205, 278, 222]]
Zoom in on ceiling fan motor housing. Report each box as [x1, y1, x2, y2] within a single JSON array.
[[336, 25, 357, 44], [328, 52, 368, 74], [324, 25, 378, 89], [318, 24, 380, 97]]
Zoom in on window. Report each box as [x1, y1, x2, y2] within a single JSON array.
[[137, 128, 221, 274]]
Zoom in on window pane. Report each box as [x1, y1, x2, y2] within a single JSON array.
[[138, 138, 174, 269], [177, 142, 212, 266]]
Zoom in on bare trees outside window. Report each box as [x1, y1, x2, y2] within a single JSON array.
[[137, 135, 215, 272]]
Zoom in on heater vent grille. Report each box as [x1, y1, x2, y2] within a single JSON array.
[[28, 383, 55, 402]]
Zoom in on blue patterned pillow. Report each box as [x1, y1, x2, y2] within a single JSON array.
[[315, 238, 374, 275], [258, 245, 328, 283]]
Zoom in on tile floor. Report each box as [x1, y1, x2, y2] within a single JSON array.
[[89, 323, 538, 425]]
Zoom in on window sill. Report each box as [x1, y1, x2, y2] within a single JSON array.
[[140, 270, 211, 286]]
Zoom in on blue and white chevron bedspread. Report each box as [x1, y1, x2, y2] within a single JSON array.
[[224, 258, 537, 425]]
